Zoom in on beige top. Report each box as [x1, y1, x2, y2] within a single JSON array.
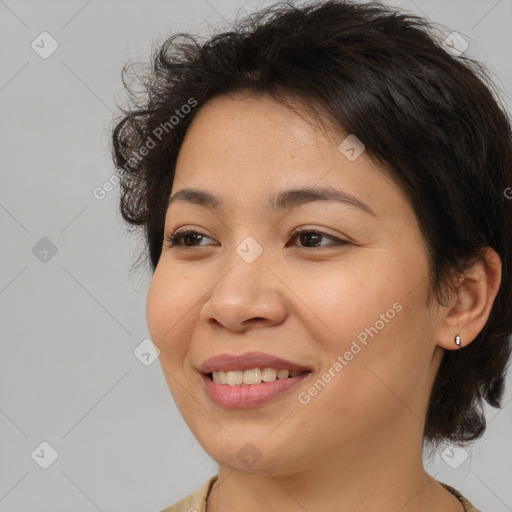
[[159, 475, 481, 512]]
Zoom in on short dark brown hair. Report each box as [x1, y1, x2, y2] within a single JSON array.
[[111, 0, 512, 450]]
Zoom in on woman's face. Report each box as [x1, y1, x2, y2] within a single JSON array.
[[146, 92, 445, 475]]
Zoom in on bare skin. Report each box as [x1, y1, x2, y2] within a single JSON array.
[[146, 92, 501, 512]]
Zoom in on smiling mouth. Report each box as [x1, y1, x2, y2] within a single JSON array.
[[206, 368, 311, 385]]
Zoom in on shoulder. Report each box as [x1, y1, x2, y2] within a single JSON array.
[[158, 475, 218, 512], [439, 482, 482, 512]]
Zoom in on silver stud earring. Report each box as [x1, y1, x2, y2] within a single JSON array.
[[455, 335, 462, 348]]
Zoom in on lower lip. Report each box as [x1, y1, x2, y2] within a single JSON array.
[[202, 373, 311, 408]]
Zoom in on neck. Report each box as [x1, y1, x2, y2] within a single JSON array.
[[206, 422, 464, 512]]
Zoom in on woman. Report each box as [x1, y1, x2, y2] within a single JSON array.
[[111, 1, 512, 510]]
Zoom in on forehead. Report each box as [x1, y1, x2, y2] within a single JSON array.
[[176, 93, 352, 183], [171, 92, 411, 222]]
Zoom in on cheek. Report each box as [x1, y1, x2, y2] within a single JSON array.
[[291, 251, 432, 400], [146, 273, 170, 345], [146, 266, 197, 361], [146, 268, 202, 413], [322, 288, 434, 423], [294, 304, 429, 444], [285, 261, 392, 348]]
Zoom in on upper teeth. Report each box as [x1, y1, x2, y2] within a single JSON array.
[[212, 368, 303, 385]]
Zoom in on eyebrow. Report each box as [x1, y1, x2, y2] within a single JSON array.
[[166, 185, 377, 217]]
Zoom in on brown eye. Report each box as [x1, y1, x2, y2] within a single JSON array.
[[288, 228, 349, 249], [164, 227, 349, 250], [165, 230, 215, 248]]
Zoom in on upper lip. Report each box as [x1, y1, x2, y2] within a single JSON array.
[[199, 352, 313, 374]]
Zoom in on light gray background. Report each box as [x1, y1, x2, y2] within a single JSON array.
[[1, 0, 511, 511]]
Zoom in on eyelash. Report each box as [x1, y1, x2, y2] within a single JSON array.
[[164, 226, 349, 251]]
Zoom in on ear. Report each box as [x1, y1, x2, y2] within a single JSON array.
[[436, 247, 502, 350]]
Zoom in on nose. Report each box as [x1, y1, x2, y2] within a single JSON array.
[[199, 254, 288, 332]]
